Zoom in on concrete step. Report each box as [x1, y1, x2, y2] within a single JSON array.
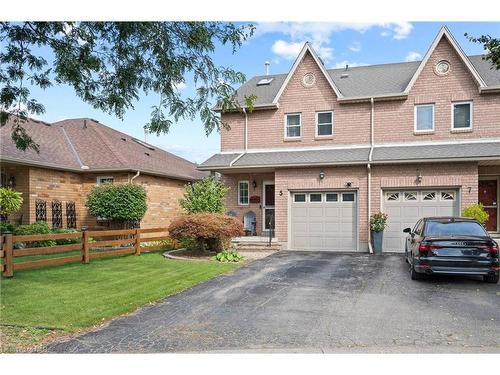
[[232, 241, 282, 251]]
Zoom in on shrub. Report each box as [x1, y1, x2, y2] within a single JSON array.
[[0, 187, 23, 218], [0, 221, 16, 234], [370, 212, 388, 233], [51, 228, 81, 245], [462, 203, 489, 225], [14, 221, 56, 248], [180, 177, 229, 214], [86, 183, 147, 227], [168, 213, 244, 253], [214, 249, 244, 263]]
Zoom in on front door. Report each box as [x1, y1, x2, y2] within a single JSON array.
[[263, 182, 275, 231], [479, 179, 498, 232]]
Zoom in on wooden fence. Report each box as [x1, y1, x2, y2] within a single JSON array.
[[0, 228, 173, 277]]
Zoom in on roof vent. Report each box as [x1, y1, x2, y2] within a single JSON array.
[[345, 64, 349, 70], [264, 61, 270, 75], [257, 77, 274, 86], [340, 73, 349, 78], [132, 138, 155, 151], [83, 119, 87, 129], [144, 152, 150, 157], [121, 137, 126, 141]]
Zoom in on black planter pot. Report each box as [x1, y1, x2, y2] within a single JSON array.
[[371, 231, 383, 254]]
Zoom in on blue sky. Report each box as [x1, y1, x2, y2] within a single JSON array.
[[22, 22, 500, 163]]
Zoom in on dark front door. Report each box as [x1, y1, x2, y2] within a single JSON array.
[[263, 184, 275, 231], [479, 179, 498, 232]]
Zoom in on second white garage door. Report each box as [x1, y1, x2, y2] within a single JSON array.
[[382, 189, 459, 252], [290, 191, 357, 251]]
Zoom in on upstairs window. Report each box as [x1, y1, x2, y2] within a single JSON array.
[[316, 111, 333, 136], [285, 113, 301, 138], [238, 181, 249, 205], [414, 104, 434, 132], [452, 102, 472, 130]]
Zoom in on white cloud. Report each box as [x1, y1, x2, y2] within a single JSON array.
[[405, 51, 422, 62], [392, 22, 413, 40], [332, 60, 367, 69], [380, 31, 390, 37], [349, 41, 361, 53], [271, 40, 304, 60]]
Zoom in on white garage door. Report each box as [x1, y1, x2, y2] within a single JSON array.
[[291, 191, 357, 251], [382, 189, 459, 252]]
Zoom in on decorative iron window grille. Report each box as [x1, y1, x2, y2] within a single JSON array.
[[66, 201, 77, 229], [51, 200, 63, 228], [35, 200, 47, 222]]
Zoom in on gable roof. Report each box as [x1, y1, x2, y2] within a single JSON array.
[[0, 117, 207, 181], [227, 27, 500, 107], [271, 42, 343, 103], [403, 26, 486, 94]]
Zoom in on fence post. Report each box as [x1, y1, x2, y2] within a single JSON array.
[[82, 228, 90, 264], [3, 233, 14, 277], [134, 228, 141, 256]]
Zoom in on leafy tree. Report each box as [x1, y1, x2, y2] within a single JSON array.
[[0, 22, 255, 151], [180, 177, 229, 214], [465, 33, 500, 70], [86, 183, 147, 227], [0, 187, 23, 219]]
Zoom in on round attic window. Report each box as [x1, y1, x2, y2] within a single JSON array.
[[435, 60, 450, 76], [302, 72, 316, 87]]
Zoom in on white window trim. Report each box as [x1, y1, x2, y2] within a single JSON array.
[[284, 113, 302, 139], [315, 111, 334, 137], [451, 101, 473, 130], [325, 193, 339, 203], [309, 193, 323, 203], [238, 180, 249, 206], [96, 176, 114, 185], [293, 193, 307, 203], [342, 192, 356, 202], [414, 104, 435, 133]]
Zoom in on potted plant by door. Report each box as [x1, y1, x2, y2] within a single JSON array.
[[370, 212, 388, 254]]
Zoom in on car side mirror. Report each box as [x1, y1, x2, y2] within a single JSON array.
[[403, 228, 411, 233]]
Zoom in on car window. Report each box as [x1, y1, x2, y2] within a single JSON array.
[[413, 220, 423, 235], [424, 221, 488, 237]]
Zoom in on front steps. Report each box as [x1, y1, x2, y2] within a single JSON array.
[[232, 237, 282, 251]]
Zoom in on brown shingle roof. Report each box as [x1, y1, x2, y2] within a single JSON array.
[[1, 116, 207, 181]]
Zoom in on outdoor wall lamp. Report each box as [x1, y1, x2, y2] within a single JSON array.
[[319, 170, 325, 180], [345, 181, 352, 188], [252, 180, 257, 188], [279, 190, 283, 196], [417, 171, 423, 183]]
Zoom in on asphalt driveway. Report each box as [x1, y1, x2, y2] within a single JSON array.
[[45, 251, 500, 353]]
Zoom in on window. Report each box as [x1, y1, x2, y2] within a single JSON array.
[[342, 193, 355, 202], [413, 220, 424, 235], [316, 111, 333, 136], [238, 181, 249, 205], [440, 191, 455, 201], [326, 193, 338, 202], [386, 192, 400, 201], [452, 102, 472, 130], [404, 192, 417, 201], [414, 104, 434, 132], [310, 193, 322, 202], [285, 113, 301, 138], [97, 176, 114, 185], [294, 194, 306, 203], [422, 192, 437, 201]]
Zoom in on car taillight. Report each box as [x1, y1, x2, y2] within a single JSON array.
[[479, 244, 499, 255], [418, 243, 441, 253]]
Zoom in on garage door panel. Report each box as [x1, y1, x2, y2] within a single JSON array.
[[383, 189, 459, 252], [291, 191, 357, 251]]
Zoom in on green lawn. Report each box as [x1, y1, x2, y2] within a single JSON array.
[[0, 252, 240, 352]]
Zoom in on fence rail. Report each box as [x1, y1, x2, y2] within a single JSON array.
[[0, 228, 173, 277]]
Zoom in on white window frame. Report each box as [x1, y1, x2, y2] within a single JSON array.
[[451, 101, 473, 130], [238, 180, 249, 206], [342, 193, 356, 202], [96, 176, 114, 185], [315, 111, 334, 137], [414, 104, 435, 133], [309, 193, 323, 203], [293, 193, 307, 203], [284, 113, 302, 139], [325, 193, 338, 203]]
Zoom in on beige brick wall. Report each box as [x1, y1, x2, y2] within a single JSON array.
[[220, 36, 500, 152]]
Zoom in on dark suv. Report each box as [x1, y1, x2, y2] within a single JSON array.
[[404, 217, 499, 283]]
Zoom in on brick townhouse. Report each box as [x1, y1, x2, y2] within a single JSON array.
[[199, 26, 500, 252], [0, 117, 206, 229]]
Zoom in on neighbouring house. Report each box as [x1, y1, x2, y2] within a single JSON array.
[[1, 117, 206, 229], [199, 26, 500, 252]]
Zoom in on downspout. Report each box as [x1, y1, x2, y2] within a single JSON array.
[[130, 170, 140, 183], [367, 97, 375, 254]]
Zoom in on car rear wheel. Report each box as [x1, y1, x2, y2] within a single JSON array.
[[483, 272, 499, 284], [410, 260, 424, 281]]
